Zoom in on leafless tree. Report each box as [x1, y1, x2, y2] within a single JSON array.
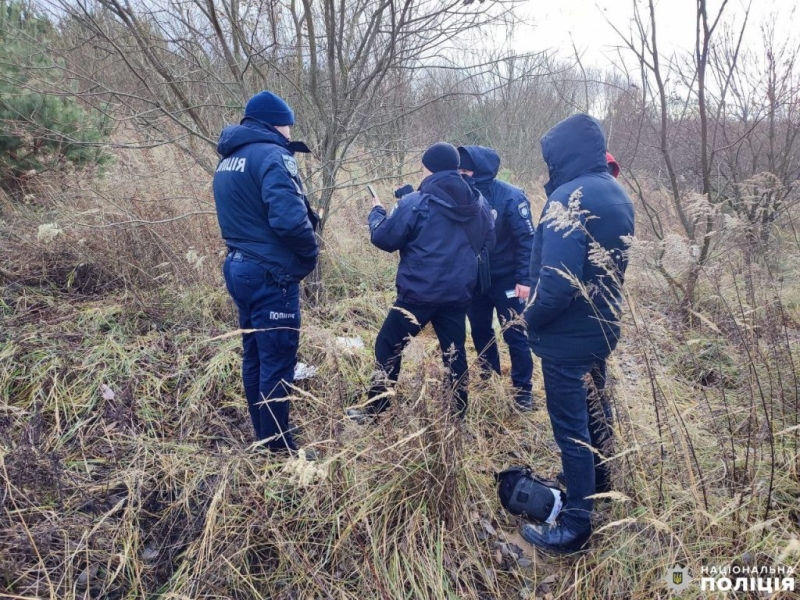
[[715, 21, 800, 245], [44, 0, 528, 233], [608, 0, 757, 311]]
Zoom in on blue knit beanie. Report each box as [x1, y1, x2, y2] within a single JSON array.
[[244, 91, 295, 126], [422, 142, 460, 173]]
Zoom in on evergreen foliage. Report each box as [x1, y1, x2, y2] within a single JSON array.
[[0, 0, 110, 187]]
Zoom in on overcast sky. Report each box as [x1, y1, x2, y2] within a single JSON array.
[[512, 0, 797, 69]]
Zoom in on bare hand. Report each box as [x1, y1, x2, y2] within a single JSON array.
[[371, 194, 383, 209], [515, 284, 531, 301]]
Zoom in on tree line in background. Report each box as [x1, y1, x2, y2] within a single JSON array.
[[1, 0, 799, 312]]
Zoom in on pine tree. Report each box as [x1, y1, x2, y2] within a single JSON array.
[[0, 0, 110, 189]]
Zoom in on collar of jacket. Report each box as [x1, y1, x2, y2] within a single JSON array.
[[239, 117, 311, 154], [475, 179, 495, 201], [419, 169, 460, 190]]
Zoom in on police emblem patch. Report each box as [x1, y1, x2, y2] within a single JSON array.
[[518, 202, 530, 219], [664, 564, 691, 593], [282, 154, 298, 177]]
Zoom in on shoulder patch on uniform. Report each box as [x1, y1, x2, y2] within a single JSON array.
[[518, 202, 530, 219], [282, 154, 298, 177]]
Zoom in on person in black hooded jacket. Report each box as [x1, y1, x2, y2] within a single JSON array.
[[347, 143, 495, 421], [458, 146, 535, 411], [519, 114, 634, 554]]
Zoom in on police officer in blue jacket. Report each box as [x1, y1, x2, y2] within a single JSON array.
[[457, 146, 535, 411], [347, 143, 495, 421], [213, 91, 319, 454], [520, 114, 634, 553]]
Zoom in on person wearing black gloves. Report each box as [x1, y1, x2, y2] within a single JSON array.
[[393, 183, 414, 199], [347, 143, 495, 421], [520, 114, 634, 554], [457, 146, 535, 411], [213, 91, 319, 454]]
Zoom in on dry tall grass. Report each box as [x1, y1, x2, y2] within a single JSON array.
[[1, 148, 799, 599]]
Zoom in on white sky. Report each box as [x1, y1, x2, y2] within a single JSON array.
[[511, 0, 798, 69]]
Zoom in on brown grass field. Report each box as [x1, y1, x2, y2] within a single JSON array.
[[1, 145, 799, 599]]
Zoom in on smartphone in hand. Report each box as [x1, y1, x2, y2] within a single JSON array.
[[367, 184, 378, 198]]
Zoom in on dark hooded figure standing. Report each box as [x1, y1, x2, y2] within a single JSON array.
[[213, 91, 319, 454], [520, 114, 634, 553], [457, 146, 535, 411], [347, 143, 495, 421]]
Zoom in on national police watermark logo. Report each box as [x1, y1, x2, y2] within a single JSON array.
[[517, 202, 530, 219], [282, 154, 298, 177], [665, 564, 691, 593], [490, 208, 498, 221]]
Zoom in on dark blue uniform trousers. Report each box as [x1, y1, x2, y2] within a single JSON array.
[[467, 277, 533, 404], [223, 251, 299, 451], [541, 358, 612, 532], [367, 301, 469, 416]]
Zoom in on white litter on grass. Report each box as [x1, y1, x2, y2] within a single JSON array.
[[37, 223, 63, 243], [142, 546, 159, 562], [185, 247, 206, 271], [336, 336, 364, 350], [294, 362, 317, 380], [283, 454, 327, 487], [100, 384, 115, 400]]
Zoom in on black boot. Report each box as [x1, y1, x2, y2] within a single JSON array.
[[514, 388, 534, 412], [519, 521, 591, 555], [263, 445, 318, 461], [346, 396, 390, 424]]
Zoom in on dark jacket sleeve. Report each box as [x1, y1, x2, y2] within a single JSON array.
[[509, 191, 535, 286], [525, 195, 587, 331], [369, 196, 417, 252], [262, 157, 318, 260]]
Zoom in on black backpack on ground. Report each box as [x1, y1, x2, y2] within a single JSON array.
[[495, 466, 566, 524]]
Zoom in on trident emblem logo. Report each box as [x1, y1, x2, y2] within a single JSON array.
[[665, 564, 691, 593]]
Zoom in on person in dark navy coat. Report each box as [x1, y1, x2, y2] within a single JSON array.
[[519, 114, 634, 553], [347, 143, 495, 422], [457, 146, 535, 411], [213, 91, 319, 454]]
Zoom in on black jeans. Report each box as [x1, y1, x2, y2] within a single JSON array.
[[223, 251, 299, 451], [367, 301, 469, 416], [540, 358, 612, 532], [467, 276, 534, 403]]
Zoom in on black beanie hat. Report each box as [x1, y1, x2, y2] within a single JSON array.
[[422, 142, 460, 173], [457, 147, 476, 172], [244, 91, 295, 126]]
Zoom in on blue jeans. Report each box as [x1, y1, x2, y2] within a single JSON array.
[[541, 358, 612, 531], [467, 277, 533, 403], [223, 250, 300, 451]]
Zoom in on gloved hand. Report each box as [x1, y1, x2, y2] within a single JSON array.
[[394, 184, 414, 199]]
